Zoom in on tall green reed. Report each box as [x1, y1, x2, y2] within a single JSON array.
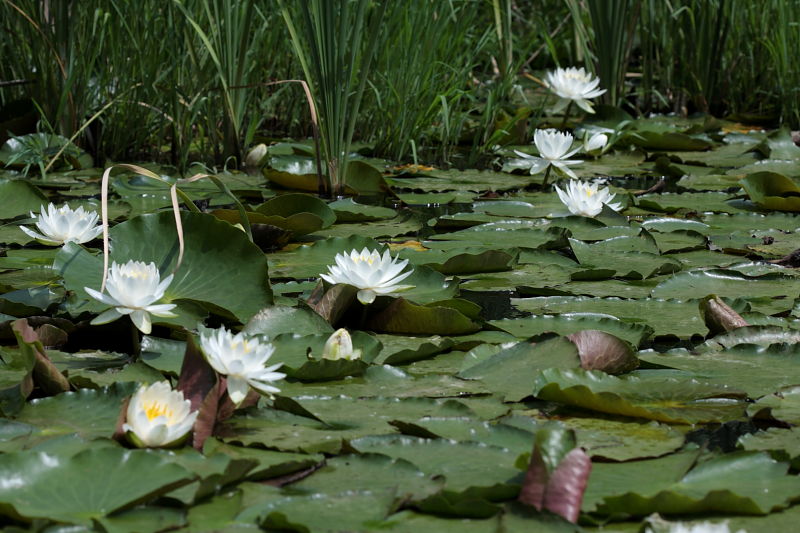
[[762, 0, 800, 126], [278, 0, 387, 196], [175, 0, 269, 164], [575, 0, 640, 107]]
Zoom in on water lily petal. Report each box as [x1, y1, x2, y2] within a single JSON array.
[[84, 287, 120, 307], [130, 309, 152, 334], [90, 308, 124, 325], [227, 376, 250, 405], [357, 288, 377, 304]]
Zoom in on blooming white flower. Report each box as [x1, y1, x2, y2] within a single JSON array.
[[320, 248, 414, 304], [20, 203, 103, 246], [123, 381, 198, 448], [510, 129, 582, 179], [322, 328, 361, 361], [583, 132, 608, 155], [200, 327, 285, 405], [554, 180, 622, 217], [84, 260, 177, 334], [545, 66, 606, 113]]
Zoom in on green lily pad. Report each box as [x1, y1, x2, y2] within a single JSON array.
[[637, 192, 741, 214], [0, 179, 48, 220], [748, 386, 800, 424], [269, 330, 380, 380], [253, 193, 336, 236], [290, 453, 441, 500], [14, 383, 136, 442], [738, 428, 800, 468], [329, 198, 397, 222], [386, 168, 533, 193], [427, 226, 568, 251], [398, 247, 518, 275], [393, 416, 536, 455], [638, 343, 800, 398], [255, 489, 398, 532], [588, 451, 800, 518], [203, 438, 322, 481], [349, 434, 521, 503], [268, 235, 383, 279], [569, 238, 681, 279], [490, 314, 653, 348], [365, 298, 480, 335], [0, 344, 34, 416], [651, 269, 800, 309], [505, 413, 684, 462], [511, 297, 708, 338], [740, 171, 800, 211], [532, 368, 747, 424], [55, 211, 273, 323], [752, 129, 800, 160], [220, 395, 472, 454], [0, 447, 193, 524], [243, 305, 333, 337], [459, 336, 581, 401]]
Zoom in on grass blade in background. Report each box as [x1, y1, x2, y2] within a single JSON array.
[[583, 0, 640, 107], [278, 0, 387, 196]]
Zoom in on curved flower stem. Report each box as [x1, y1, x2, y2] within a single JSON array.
[[130, 319, 141, 359], [541, 165, 553, 188], [559, 101, 574, 130]]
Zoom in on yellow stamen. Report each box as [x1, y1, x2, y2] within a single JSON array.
[[144, 401, 172, 421]]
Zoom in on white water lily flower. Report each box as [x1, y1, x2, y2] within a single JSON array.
[[322, 328, 361, 361], [84, 260, 177, 334], [200, 327, 285, 405], [545, 66, 606, 113], [123, 381, 198, 448], [511, 129, 582, 179], [19, 203, 103, 246], [583, 132, 608, 155], [320, 248, 414, 304], [555, 180, 622, 217]]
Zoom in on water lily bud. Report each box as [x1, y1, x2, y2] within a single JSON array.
[[322, 328, 361, 361], [123, 381, 198, 448], [583, 132, 608, 155], [245, 143, 268, 168]]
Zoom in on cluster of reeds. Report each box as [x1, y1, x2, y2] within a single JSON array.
[[0, 0, 798, 180]]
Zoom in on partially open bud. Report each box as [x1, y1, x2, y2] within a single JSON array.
[[322, 328, 361, 361], [583, 132, 608, 156]]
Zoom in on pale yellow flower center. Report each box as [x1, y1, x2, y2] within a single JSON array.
[[144, 401, 173, 421], [231, 340, 254, 354], [355, 254, 375, 265]]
